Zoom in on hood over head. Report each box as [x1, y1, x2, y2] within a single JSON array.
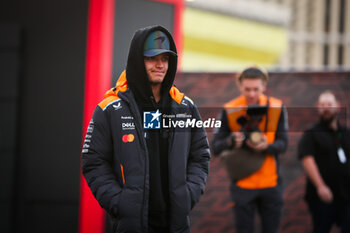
[[125, 25, 178, 109]]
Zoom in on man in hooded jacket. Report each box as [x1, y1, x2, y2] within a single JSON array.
[[81, 25, 210, 233]]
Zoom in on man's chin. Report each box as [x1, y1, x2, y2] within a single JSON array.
[[247, 99, 259, 105], [149, 81, 163, 86], [320, 114, 336, 124]]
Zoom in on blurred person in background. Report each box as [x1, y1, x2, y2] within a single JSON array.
[[211, 66, 288, 233], [298, 90, 350, 233], [81, 25, 210, 233]]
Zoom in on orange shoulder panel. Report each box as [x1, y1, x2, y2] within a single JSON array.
[[169, 86, 184, 104], [98, 95, 120, 110], [115, 70, 128, 93], [97, 71, 128, 110]]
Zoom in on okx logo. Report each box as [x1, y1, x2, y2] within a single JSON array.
[[143, 109, 161, 129]]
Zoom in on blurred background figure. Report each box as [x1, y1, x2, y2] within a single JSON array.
[[211, 66, 288, 233], [298, 91, 350, 233]]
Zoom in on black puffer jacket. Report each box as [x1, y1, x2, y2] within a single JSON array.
[[81, 25, 210, 233]]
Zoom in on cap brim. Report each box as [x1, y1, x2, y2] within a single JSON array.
[[144, 49, 177, 57]]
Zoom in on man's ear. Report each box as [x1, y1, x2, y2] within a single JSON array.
[[237, 81, 244, 93], [235, 73, 241, 88], [262, 81, 267, 92]]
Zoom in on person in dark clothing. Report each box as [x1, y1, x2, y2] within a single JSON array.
[[298, 90, 350, 233], [211, 66, 288, 233], [81, 25, 210, 233]]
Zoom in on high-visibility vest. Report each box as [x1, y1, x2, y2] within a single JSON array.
[[224, 95, 283, 189]]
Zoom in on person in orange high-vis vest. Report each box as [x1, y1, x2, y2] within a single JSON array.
[[211, 66, 288, 233]]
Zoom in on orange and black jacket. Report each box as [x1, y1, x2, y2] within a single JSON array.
[[81, 25, 210, 233], [211, 95, 288, 189]]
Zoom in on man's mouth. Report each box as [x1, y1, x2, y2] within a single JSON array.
[[152, 71, 164, 75]]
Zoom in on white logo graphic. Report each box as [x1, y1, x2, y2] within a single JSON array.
[[122, 122, 135, 130], [113, 102, 122, 110], [144, 110, 161, 129]]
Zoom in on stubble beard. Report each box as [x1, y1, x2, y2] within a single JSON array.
[[319, 112, 337, 126]]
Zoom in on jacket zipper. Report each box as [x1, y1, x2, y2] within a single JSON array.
[[120, 91, 149, 232]]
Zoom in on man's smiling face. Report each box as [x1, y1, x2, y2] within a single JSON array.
[[144, 53, 169, 85]]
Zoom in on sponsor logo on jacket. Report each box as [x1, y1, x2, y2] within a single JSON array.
[[112, 102, 122, 110], [122, 122, 135, 130], [122, 134, 135, 143]]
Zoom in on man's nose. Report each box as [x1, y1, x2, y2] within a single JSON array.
[[248, 91, 256, 97], [155, 59, 164, 67]]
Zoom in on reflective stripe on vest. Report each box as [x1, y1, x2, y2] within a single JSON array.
[[224, 95, 282, 189]]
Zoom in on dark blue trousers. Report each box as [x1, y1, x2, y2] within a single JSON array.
[[230, 184, 284, 233], [308, 200, 350, 233]]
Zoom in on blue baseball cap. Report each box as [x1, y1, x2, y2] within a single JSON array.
[[143, 30, 177, 57]]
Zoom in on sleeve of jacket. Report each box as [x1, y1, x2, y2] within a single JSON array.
[[265, 104, 289, 155], [210, 109, 233, 156], [187, 105, 211, 209], [81, 106, 122, 217]]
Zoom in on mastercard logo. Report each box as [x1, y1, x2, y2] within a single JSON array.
[[122, 134, 134, 143]]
